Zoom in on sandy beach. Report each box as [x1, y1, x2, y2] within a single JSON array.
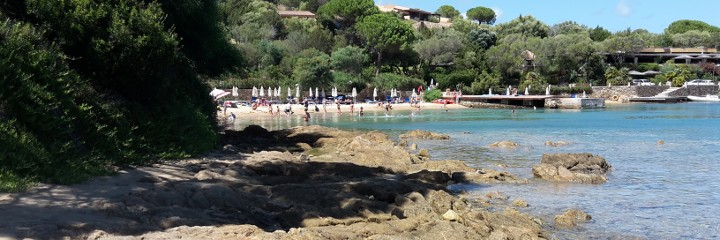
[[219, 102, 467, 121]]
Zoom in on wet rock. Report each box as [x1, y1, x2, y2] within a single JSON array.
[[417, 160, 474, 173], [399, 130, 450, 140], [406, 170, 450, 184], [544, 141, 571, 147], [489, 141, 519, 148], [532, 153, 611, 184], [554, 209, 592, 228], [484, 191, 508, 200], [410, 143, 418, 150], [451, 169, 528, 184], [512, 199, 529, 207]]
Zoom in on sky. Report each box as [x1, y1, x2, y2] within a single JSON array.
[[375, 0, 720, 33]]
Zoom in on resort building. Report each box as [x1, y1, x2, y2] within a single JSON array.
[[608, 47, 719, 64], [278, 10, 316, 20], [377, 4, 451, 29]]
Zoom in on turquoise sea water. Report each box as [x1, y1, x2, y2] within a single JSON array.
[[233, 103, 720, 239]]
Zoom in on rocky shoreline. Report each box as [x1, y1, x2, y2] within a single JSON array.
[[0, 125, 600, 239]]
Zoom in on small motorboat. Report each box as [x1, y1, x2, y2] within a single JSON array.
[[687, 95, 720, 102]]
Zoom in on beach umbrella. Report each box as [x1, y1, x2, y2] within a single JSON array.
[[373, 88, 377, 101], [489, 88, 492, 95], [276, 87, 280, 97], [322, 89, 326, 99], [545, 85, 550, 95], [582, 91, 587, 98], [231, 86, 238, 97], [315, 88, 319, 99], [296, 85, 300, 99], [525, 86, 529, 95], [287, 86, 292, 98], [332, 87, 337, 97], [506, 86, 511, 96], [251, 87, 257, 97], [259, 86, 264, 97], [309, 88, 313, 98], [268, 87, 272, 98], [210, 88, 230, 101], [210, 88, 224, 97], [430, 78, 434, 86], [351, 87, 357, 103]]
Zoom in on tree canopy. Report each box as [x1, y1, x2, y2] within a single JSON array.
[[317, 0, 378, 27], [356, 13, 415, 75], [665, 20, 720, 34], [435, 5, 461, 20], [495, 15, 550, 39], [466, 6, 496, 25]]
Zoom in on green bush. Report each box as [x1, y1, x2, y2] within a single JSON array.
[[373, 73, 425, 91], [433, 69, 476, 90], [1, 1, 220, 188], [423, 89, 443, 102]]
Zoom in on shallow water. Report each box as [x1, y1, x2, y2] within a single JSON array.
[[234, 103, 720, 239]]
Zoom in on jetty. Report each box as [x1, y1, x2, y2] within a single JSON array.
[[448, 95, 606, 109]]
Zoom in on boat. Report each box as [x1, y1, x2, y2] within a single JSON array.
[[687, 95, 720, 102]]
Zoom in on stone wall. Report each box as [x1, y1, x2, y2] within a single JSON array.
[[590, 86, 636, 102], [668, 86, 720, 97], [635, 86, 669, 97], [545, 98, 605, 109]]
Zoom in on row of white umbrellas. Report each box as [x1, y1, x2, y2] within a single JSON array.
[[499, 85, 552, 95], [240, 86, 423, 100]]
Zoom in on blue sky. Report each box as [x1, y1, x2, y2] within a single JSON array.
[[375, 0, 720, 33]]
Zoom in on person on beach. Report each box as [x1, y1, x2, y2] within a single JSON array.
[[284, 104, 292, 117], [276, 106, 280, 115], [304, 100, 309, 112], [228, 112, 236, 122], [337, 102, 341, 113], [303, 109, 310, 121], [314, 104, 319, 112], [350, 103, 354, 113], [268, 104, 273, 116], [323, 103, 327, 113], [359, 106, 364, 116]]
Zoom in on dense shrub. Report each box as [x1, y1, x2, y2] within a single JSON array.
[[1, 1, 220, 190], [373, 73, 425, 91], [423, 89, 443, 102]]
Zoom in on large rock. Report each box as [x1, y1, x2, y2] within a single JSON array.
[[451, 169, 527, 184], [544, 141, 571, 147], [532, 153, 611, 184], [406, 170, 450, 184], [489, 141, 519, 148], [399, 130, 450, 140], [554, 209, 592, 228]]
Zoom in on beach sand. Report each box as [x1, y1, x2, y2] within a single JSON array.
[[219, 102, 467, 121]]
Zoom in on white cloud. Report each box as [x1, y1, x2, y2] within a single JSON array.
[[615, 0, 631, 16], [491, 7, 504, 20]]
